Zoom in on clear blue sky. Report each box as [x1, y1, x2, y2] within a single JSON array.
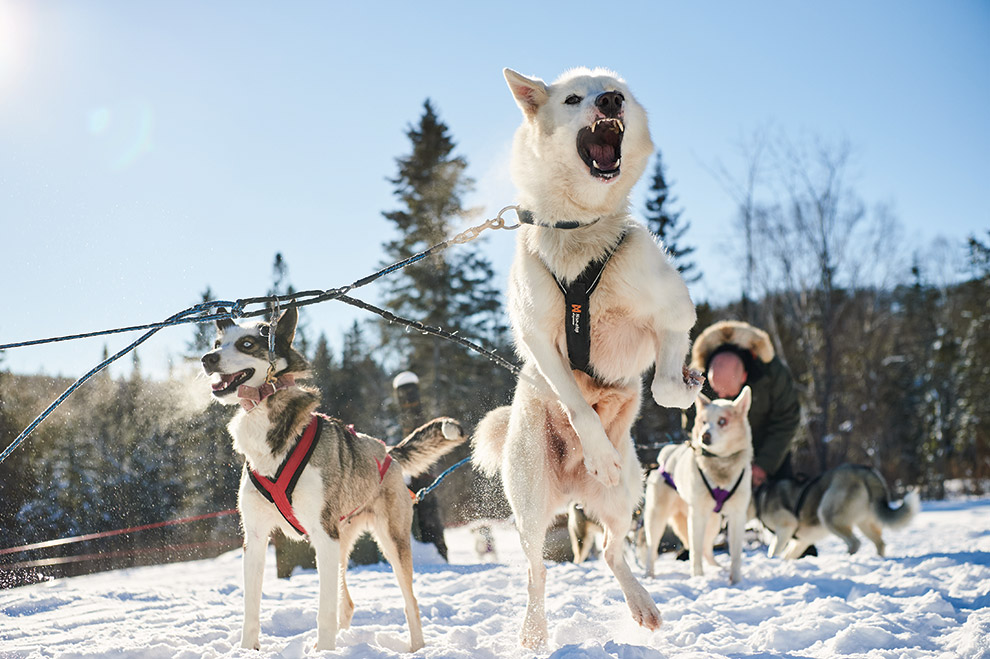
[[2, 0, 987, 380]]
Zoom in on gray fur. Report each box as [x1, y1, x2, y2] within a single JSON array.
[[755, 463, 920, 559]]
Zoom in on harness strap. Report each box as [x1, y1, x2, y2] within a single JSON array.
[[248, 414, 321, 537], [697, 465, 746, 514], [659, 464, 678, 491], [338, 423, 394, 523], [548, 231, 628, 376]]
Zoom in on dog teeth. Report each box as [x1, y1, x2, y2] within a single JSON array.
[[615, 157, 621, 167], [590, 122, 596, 134], [616, 119, 624, 132], [593, 159, 600, 169]]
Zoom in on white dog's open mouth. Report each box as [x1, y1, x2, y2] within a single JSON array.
[[211, 369, 254, 396], [577, 118, 624, 180]]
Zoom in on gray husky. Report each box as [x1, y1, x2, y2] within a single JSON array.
[[752, 463, 920, 559], [201, 306, 464, 651]]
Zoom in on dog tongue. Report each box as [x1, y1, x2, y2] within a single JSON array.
[[212, 373, 239, 391], [589, 143, 618, 170]]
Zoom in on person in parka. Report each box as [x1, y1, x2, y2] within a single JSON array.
[[684, 320, 801, 487]]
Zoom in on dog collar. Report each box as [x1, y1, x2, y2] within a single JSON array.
[[693, 445, 746, 461], [518, 209, 601, 230], [238, 374, 296, 411]]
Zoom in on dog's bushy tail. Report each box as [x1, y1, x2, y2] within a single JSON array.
[[864, 468, 921, 528], [388, 417, 465, 478], [875, 488, 921, 529], [471, 406, 511, 478]]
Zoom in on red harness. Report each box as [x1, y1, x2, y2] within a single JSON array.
[[248, 415, 322, 537], [247, 416, 393, 537]]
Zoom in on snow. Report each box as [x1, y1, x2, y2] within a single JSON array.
[[2, 498, 989, 658]]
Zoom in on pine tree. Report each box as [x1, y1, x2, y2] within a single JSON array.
[[380, 99, 512, 421], [644, 151, 700, 283], [333, 321, 390, 438]]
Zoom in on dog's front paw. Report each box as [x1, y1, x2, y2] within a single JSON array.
[[652, 369, 703, 409], [583, 444, 622, 488], [683, 365, 705, 389]]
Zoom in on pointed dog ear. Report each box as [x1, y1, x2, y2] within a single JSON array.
[[215, 309, 235, 332], [504, 68, 548, 119], [734, 386, 752, 416], [695, 392, 712, 412], [274, 305, 298, 346]]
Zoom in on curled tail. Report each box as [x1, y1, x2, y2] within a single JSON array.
[[863, 467, 920, 529], [388, 417, 465, 477], [471, 406, 511, 478], [875, 488, 921, 529]]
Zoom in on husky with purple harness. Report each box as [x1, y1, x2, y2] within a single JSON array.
[[642, 387, 753, 583]]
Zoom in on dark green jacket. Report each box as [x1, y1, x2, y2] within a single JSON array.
[[684, 320, 802, 478]]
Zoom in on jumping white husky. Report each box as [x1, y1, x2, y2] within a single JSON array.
[[472, 67, 702, 648], [201, 307, 464, 652]]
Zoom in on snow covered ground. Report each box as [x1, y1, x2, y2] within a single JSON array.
[[2, 497, 989, 658]]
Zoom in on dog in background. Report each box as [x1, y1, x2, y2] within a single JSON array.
[[567, 502, 604, 563], [752, 463, 920, 559], [473, 67, 702, 647], [201, 307, 464, 651], [642, 388, 753, 583]]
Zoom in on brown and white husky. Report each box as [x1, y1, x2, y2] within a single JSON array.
[[201, 306, 464, 651]]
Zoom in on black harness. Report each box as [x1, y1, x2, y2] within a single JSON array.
[[519, 208, 628, 379], [547, 231, 628, 377]]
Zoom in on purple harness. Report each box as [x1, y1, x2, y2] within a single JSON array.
[[660, 464, 745, 514]]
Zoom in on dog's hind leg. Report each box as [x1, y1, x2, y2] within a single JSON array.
[[336, 526, 359, 630], [596, 504, 662, 631], [373, 515, 425, 652], [309, 529, 341, 651], [515, 510, 551, 649], [858, 518, 886, 556]]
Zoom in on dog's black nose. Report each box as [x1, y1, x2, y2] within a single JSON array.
[[202, 352, 220, 369], [595, 91, 624, 117], [702, 431, 712, 445]]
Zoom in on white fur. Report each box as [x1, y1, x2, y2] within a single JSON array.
[[643, 389, 754, 584], [476, 67, 703, 648]]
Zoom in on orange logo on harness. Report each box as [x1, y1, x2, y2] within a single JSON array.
[[571, 304, 582, 314]]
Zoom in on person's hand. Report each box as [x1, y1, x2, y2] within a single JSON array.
[[752, 464, 767, 488]]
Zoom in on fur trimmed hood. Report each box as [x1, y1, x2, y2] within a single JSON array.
[[690, 320, 775, 371]]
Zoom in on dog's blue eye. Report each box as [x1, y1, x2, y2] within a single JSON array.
[[564, 94, 582, 105], [717, 417, 728, 427]]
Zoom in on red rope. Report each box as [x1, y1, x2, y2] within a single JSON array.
[[3, 541, 239, 570], [0, 509, 239, 557]]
